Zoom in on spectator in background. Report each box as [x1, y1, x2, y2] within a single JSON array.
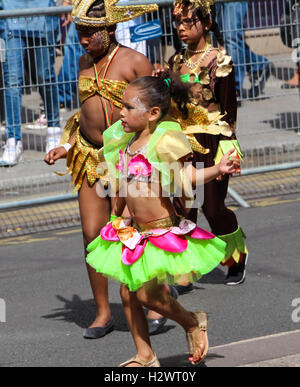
[[0, 0, 68, 167], [116, 16, 147, 55], [0, 2, 5, 131], [58, 22, 84, 111], [216, 1, 271, 99], [280, 0, 299, 89]]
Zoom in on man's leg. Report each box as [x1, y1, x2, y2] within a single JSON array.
[[0, 34, 24, 166], [78, 177, 112, 336], [217, 2, 248, 96], [3, 34, 24, 141], [34, 33, 61, 151], [58, 23, 83, 109]]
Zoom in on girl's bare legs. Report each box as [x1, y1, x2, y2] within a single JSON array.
[[120, 285, 154, 367], [78, 176, 111, 328], [146, 283, 170, 320], [120, 279, 207, 366]]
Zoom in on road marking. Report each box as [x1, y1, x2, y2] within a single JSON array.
[[55, 228, 81, 236], [252, 196, 300, 208], [228, 195, 300, 211], [0, 228, 82, 246], [0, 236, 57, 246]]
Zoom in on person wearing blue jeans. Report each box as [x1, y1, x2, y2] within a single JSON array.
[[0, 0, 63, 166], [58, 22, 84, 110], [216, 1, 270, 99]]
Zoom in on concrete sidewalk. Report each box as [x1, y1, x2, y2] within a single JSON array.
[[206, 330, 300, 367]]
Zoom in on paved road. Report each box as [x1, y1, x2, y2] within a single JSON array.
[[0, 194, 300, 368]]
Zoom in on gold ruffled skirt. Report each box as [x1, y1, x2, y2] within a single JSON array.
[[57, 112, 101, 192]]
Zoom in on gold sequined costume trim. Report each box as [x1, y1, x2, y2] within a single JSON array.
[[133, 214, 180, 233], [78, 75, 127, 108], [56, 112, 101, 192], [72, 0, 158, 28]]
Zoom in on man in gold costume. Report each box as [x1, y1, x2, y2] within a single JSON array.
[[45, 0, 160, 339]]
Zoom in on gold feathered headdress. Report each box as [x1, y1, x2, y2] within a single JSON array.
[[72, 0, 158, 28], [173, 0, 214, 17]]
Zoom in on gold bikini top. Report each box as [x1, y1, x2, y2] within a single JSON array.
[[78, 75, 127, 109], [78, 45, 128, 127]]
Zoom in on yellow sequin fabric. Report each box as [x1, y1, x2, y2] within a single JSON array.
[[169, 101, 232, 137], [169, 49, 234, 153], [72, 0, 158, 28], [78, 75, 127, 108], [57, 111, 100, 192], [58, 77, 128, 191]]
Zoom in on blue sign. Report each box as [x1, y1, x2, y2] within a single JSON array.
[[130, 19, 162, 43]]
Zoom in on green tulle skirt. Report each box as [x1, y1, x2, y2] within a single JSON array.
[[86, 235, 226, 292]]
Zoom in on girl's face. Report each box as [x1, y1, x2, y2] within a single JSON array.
[[174, 7, 206, 45], [120, 86, 154, 133], [76, 26, 110, 58]]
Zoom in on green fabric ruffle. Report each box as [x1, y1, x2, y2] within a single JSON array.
[[86, 235, 226, 292], [217, 226, 247, 263]]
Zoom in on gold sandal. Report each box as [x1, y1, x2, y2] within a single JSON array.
[[118, 353, 160, 367], [186, 311, 209, 365]]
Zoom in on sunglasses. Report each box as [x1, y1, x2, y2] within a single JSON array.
[[173, 17, 200, 29]]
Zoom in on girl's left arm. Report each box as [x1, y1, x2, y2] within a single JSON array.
[[184, 149, 240, 186]]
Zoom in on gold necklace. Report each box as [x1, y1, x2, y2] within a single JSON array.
[[187, 47, 207, 54], [184, 44, 213, 71]]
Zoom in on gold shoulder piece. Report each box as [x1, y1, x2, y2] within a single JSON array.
[[216, 50, 233, 78]]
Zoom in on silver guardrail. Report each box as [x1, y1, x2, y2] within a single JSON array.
[[0, 0, 299, 210]]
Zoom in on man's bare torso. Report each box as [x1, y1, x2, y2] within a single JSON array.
[[78, 45, 153, 147]]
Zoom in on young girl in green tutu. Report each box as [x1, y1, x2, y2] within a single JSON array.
[[86, 74, 240, 367]]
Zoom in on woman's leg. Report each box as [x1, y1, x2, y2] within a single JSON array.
[[78, 176, 111, 328]]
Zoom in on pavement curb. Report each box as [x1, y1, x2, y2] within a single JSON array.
[[206, 330, 300, 367]]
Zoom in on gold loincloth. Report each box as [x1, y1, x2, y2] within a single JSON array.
[[57, 111, 101, 192]]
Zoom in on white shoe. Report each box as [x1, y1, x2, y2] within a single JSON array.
[[26, 113, 47, 130], [0, 138, 23, 166], [46, 127, 62, 153]]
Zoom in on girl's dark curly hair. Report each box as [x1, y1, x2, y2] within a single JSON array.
[[130, 72, 190, 120]]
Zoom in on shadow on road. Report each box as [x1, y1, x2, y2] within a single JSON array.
[[42, 294, 178, 335], [41, 294, 128, 331], [197, 267, 226, 285]]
